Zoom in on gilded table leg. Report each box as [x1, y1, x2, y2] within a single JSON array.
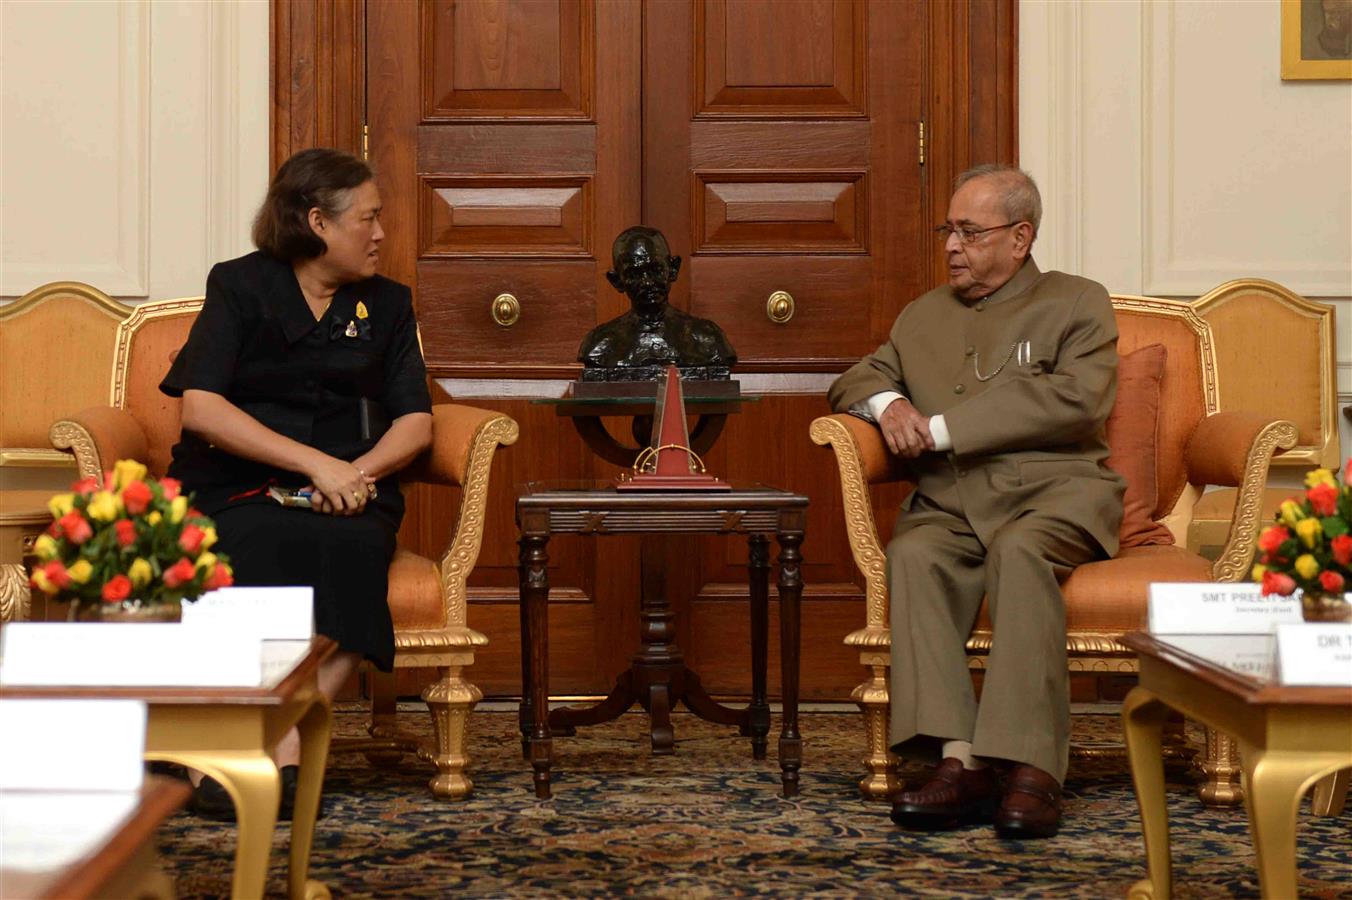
[[1122, 687, 1171, 900], [289, 698, 333, 900], [174, 753, 280, 900], [1241, 748, 1346, 900], [1310, 768, 1349, 817]]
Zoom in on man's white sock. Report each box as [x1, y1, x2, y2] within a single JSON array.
[[941, 739, 988, 770]]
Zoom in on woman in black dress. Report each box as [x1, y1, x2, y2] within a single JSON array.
[[161, 148, 432, 815]]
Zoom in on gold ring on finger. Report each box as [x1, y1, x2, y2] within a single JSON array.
[[353, 491, 363, 502]]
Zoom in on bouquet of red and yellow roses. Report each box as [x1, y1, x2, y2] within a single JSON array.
[[30, 459, 233, 614], [1252, 464, 1352, 621]]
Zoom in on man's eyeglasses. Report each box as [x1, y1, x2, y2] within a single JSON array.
[[934, 222, 1020, 245]]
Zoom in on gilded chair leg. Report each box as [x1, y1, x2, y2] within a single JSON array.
[[852, 666, 899, 800], [423, 664, 482, 799], [1197, 725, 1244, 806]]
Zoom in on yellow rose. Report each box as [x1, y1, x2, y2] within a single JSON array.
[[86, 491, 121, 522], [33, 534, 58, 560], [1250, 563, 1267, 582], [147, 511, 162, 526], [1295, 554, 1320, 581], [201, 526, 218, 550], [1296, 517, 1323, 549], [30, 570, 54, 594], [128, 558, 153, 588], [170, 496, 188, 525], [1304, 468, 1337, 489], [1279, 500, 1305, 528], [47, 493, 75, 518], [112, 459, 148, 491], [194, 552, 217, 572], [67, 559, 93, 584]]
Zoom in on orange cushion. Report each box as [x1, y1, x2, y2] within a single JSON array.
[[1105, 344, 1175, 548], [1062, 544, 1212, 632], [386, 548, 445, 630]]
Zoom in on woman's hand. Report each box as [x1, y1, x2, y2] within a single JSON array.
[[305, 455, 370, 516]]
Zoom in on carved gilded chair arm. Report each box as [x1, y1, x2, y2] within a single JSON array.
[[811, 414, 914, 632], [49, 406, 149, 481], [410, 406, 519, 632], [1183, 411, 1298, 583]]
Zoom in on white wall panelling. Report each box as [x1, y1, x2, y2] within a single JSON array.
[[0, 0, 268, 303], [1, 1, 149, 295]]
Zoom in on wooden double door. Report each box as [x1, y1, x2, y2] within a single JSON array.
[[277, 0, 1016, 699]]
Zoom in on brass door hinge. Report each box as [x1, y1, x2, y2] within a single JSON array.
[[362, 123, 370, 161], [918, 121, 925, 166]]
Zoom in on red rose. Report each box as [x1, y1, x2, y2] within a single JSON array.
[[72, 477, 100, 495], [1332, 534, 1352, 567], [1261, 570, 1298, 597], [163, 557, 196, 588], [1257, 526, 1290, 556], [159, 477, 182, 500], [178, 524, 205, 554], [1319, 570, 1345, 594], [1307, 483, 1338, 517], [114, 519, 137, 548], [205, 565, 234, 590], [121, 480, 153, 515], [188, 507, 204, 520], [58, 510, 93, 544], [101, 574, 132, 602], [42, 561, 72, 589]]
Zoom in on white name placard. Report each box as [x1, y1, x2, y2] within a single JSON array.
[[181, 586, 314, 640], [1275, 623, 1352, 687], [0, 623, 263, 687], [1159, 634, 1277, 680], [0, 699, 146, 792], [1148, 583, 1303, 635], [0, 792, 141, 871]]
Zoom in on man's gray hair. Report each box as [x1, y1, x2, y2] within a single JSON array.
[[954, 164, 1042, 237]]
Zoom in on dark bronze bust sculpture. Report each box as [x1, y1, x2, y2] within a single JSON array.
[[578, 226, 736, 382]]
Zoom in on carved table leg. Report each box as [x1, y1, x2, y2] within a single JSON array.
[[1122, 687, 1172, 900], [1198, 726, 1245, 806], [519, 532, 552, 798], [745, 534, 771, 759], [777, 530, 803, 797]]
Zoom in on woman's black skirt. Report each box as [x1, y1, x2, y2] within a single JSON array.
[[210, 503, 397, 671]]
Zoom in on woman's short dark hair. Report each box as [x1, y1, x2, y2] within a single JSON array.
[[252, 148, 375, 261]]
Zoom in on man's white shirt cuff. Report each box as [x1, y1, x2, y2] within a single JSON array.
[[850, 391, 952, 452]]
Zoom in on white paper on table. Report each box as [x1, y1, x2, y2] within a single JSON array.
[[0, 623, 263, 687], [1275, 623, 1352, 687], [181, 586, 314, 640], [0, 791, 141, 871], [0, 699, 146, 792], [1147, 583, 1302, 634]]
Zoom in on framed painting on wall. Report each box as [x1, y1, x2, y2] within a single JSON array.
[[1282, 0, 1352, 79]]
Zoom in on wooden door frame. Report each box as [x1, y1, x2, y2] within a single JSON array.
[[271, 0, 1017, 291]]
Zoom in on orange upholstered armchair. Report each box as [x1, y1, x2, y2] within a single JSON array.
[[810, 295, 1296, 806], [49, 298, 519, 799]]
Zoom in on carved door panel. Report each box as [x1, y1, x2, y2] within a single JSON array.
[[368, 0, 644, 695], [642, 0, 927, 696]]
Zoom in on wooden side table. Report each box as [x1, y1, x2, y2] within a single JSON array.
[[516, 481, 808, 799]]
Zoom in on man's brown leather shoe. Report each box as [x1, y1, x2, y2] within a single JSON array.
[[995, 764, 1062, 839], [890, 758, 999, 830]]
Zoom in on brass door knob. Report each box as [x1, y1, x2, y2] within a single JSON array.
[[491, 293, 520, 327], [766, 290, 795, 324]]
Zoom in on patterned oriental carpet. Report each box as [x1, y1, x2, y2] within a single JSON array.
[[156, 705, 1351, 898]]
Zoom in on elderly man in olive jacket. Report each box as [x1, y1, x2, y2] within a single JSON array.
[[828, 165, 1124, 839]]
